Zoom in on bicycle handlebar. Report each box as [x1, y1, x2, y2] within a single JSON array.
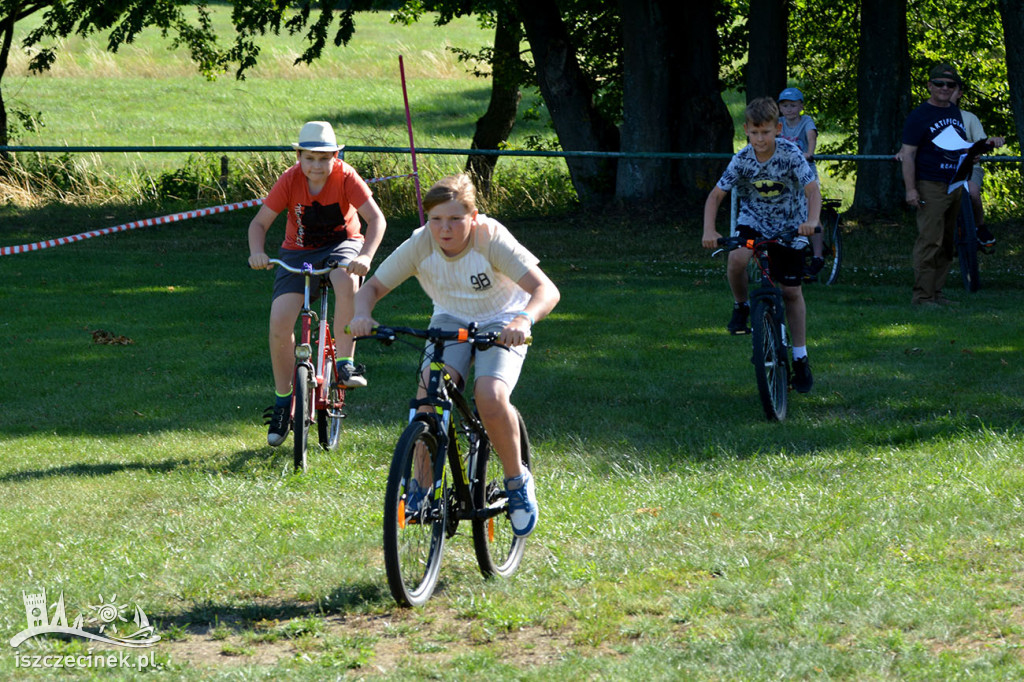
[[714, 226, 821, 254], [256, 258, 350, 275], [349, 324, 532, 349]]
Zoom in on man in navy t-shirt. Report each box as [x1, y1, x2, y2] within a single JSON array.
[[899, 63, 967, 306]]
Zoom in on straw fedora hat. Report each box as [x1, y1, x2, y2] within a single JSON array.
[[291, 121, 343, 152]]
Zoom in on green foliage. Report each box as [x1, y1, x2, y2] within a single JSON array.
[[788, 0, 860, 155], [23, 1, 231, 78], [154, 155, 226, 202]]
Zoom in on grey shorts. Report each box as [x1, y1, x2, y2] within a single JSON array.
[[271, 239, 362, 301], [421, 313, 528, 391]]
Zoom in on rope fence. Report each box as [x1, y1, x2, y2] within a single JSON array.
[[0, 144, 1020, 257]]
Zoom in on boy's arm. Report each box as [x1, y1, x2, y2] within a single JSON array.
[[247, 205, 280, 269], [349, 198, 388, 277], [701, 186, 728, 249], [349, 275, 392, 338], [805, 128, 818, 160], [501, 266, 561, 347], [899, 144, 920, 207], [799, 181, 822, 236]]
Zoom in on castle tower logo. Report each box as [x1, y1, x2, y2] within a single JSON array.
[[10, 589, 160, 649]]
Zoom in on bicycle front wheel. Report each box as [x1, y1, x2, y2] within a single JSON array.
[[293, 365, 312, 472], [821, 208, 843, 285], [751, 301, 788, 421], [472, 410, 532, 578], [383, 419, 447, 607], [957, 198, 980, 292], [317, 358, 344, 450]]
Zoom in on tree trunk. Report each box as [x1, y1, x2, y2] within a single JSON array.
[[0, 17, 14, 155], [852, 0, 910, 215], [515, 0, 619, 206], [746, 0, 788, 101], [998, 0, 1024, 179], [668, 0, 734, 205], [466, 8, 523, 196], [615, 0, 671, 201]]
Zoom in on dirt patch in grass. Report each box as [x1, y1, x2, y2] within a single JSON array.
[[159, 607, 602, 675]]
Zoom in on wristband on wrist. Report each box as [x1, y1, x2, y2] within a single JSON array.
[[514, 311, 535, 325]]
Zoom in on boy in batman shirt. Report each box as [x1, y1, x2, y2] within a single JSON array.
[[701, 97, 821, 392]]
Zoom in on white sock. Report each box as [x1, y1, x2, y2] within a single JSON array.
[[792, 346, 807, 360]]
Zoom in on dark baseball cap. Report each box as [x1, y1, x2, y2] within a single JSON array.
[[928, 63, 962, 84]]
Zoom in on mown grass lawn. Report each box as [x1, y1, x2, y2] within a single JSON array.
[[1, 5, 1023, 679], [1, 201, 1023, 679]]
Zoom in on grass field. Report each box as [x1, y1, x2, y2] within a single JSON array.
[[2, 200, 1024, 680], [2, 7, 1024, 680]]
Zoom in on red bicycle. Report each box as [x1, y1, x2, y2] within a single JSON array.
[[262, 258, 348, 472]]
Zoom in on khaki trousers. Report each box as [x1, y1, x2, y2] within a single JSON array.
[[912, 181, 962, 304]]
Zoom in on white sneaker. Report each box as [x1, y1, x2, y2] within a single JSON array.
[[505, 471, 538, 537]]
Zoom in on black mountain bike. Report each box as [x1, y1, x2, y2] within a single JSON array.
[[814, 198, 843, 285], [356, 323, 532, 606], [956, 192, 981, 292], [717, 228, 815, 421]]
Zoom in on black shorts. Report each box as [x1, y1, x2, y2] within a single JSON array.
[[271, 240, 362, 301], [736, 226, 806, 287]]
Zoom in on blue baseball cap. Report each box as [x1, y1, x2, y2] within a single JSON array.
[[778, 87, 804, 102]]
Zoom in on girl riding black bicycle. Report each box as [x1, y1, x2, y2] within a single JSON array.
[[350, 173, 560, 538]]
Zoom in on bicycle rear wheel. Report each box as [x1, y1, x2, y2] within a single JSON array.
[[293, 365, 313, 472], [957, 198, 980, 292], [751, 301, 788, 421], [820, 207, 843, 285], [383, 419, 447, 607], [472, 410, 532, 578], [317, 358, 344, 450]]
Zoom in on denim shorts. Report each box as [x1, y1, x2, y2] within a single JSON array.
[[271, 239, 362, 301]]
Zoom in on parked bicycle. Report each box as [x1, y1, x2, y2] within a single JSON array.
[[811, 198, 843, 285], [716, 228, 818, 421], [258, 258, 348, 472], [955, 186, 982, 292], [354, 323, 532, 607]]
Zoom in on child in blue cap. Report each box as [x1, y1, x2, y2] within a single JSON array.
[[778, 87, 824, 276]]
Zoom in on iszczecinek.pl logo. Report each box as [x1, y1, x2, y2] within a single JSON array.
[[10, 589, 160, 649]]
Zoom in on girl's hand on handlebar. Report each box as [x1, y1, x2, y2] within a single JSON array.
[[248, 252, 272, 270], [348, 316, 377, 339], [798, 222, 818, 237], [499, 316, 531, 347]]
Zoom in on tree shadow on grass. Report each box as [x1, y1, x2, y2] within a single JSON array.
[[152, 581, 389, 633], [0, 458, 195, 483]]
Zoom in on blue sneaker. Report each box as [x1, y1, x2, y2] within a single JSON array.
[[404, 479, 428, 521], [505, 471, 538, 537]]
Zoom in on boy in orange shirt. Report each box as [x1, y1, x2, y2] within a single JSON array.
[[248, 121, 387, 446]]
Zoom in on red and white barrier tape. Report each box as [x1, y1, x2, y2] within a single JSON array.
[[1, 197, 263, 256], [0, 170, 419, 257]]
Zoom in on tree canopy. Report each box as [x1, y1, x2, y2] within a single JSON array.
[[1, 0, 1020, 214]]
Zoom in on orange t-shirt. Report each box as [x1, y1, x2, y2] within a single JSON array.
[[264, 160, 373, 250]]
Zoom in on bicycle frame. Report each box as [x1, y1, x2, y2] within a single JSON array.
[[264, 258, 348, 469], [407, 333, 505, 526], [364, 323, 533, 605]]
